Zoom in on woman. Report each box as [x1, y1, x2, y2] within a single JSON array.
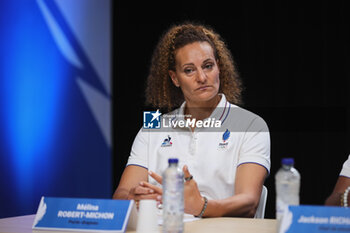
[[113, 23, 270, 218]]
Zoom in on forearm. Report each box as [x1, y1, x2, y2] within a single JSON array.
[[113, 187, 130, 199], [202, 193, 258, 218], [325, 176, 350, 206], [325, 192, 342, 206], [112, 165, 149, 200], [199, 163, 266, 218]]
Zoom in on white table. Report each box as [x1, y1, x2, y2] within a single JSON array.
[[0, 214, 278, 233]]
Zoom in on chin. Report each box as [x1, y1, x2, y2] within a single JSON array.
[[193, 91, 219, 103]]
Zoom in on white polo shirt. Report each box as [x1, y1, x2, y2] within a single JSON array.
[[340, 155, 350, 178], [127, 94, 270, 200]]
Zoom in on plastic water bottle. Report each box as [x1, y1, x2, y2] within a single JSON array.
[[275, 158, 301, 220], [162, 158, 184, 233]]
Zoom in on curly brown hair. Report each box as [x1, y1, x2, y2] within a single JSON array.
[[146, 22, 243, 111]]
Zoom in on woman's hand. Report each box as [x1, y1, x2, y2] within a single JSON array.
[[127, 182, 161, 208], [127, 183, 158, 200], [146, 165, 205, 216], [182, 165, 205, 216]]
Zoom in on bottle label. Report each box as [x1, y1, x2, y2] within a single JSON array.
[[276, 197, 288, 220]]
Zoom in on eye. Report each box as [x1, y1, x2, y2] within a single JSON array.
[[203, 63, 214, 70], [184, 67, 194, 74]]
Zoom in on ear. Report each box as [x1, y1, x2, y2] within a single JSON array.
[[169, 70, 180, 87]]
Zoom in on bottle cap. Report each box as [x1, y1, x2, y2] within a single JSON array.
[[281, 158, 294, 165], [168, 158, 179, 164]]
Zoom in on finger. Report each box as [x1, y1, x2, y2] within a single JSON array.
[[148, 170, 163, 184], [134, 185, 154, 195], [182, 165, 191, 179], [135, 193, 159, 200], [141, 181, 163, 194]]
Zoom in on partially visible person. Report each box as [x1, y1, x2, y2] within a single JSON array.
[[325, 155, 350, 206]]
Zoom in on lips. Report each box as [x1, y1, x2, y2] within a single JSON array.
[[196, 85, 211, 91]]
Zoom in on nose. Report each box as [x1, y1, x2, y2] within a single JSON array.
[[196, 68, 207, 83]]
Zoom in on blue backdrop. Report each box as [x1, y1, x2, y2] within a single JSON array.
[[0, 0, 111, 218]]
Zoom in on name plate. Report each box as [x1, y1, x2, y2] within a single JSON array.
[[32, 197, 134, 232], [279, 205, 350, 233]]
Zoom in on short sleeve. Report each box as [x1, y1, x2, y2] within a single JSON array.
[[237, 116, 271, 174], [126, 128, 149, 169], [340, 155, 350, 178]]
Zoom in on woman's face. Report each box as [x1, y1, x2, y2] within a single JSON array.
[[169, 41, 220, 106]]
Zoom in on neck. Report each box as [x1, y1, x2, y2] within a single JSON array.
[[184, 95, 221, 121]]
